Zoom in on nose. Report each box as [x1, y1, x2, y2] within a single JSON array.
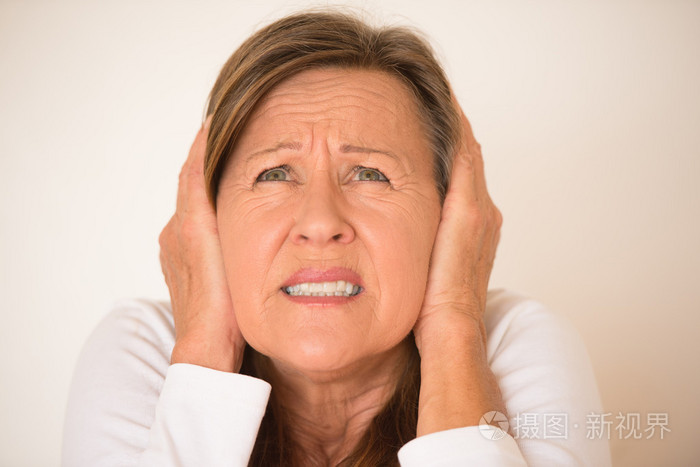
[[288, 170, 355, 247]]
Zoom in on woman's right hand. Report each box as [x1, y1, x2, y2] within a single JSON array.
[[158, 118, 245, 373]]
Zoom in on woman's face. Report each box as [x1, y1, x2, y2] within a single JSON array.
[[217, 68, 441, 375]]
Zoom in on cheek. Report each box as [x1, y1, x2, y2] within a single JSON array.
[[215, 184, 441, 362], [216, 201, 290, 340], [360, 194, 441, 333]]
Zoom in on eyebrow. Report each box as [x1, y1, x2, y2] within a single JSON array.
[[246, 142, 303, 163], [245, 142, 400, 163], [340, 144, 400, 162]]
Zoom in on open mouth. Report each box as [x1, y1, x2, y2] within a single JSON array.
[[282, 280, 363, 297]]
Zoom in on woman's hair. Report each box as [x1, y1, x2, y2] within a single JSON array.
[[203, 10, 462, 466], [204, 10, 462, 207]]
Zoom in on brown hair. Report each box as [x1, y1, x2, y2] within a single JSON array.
[[203, 10, 462, 466], [204, 10, 462, 206]]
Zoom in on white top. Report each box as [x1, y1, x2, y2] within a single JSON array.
[[61, 289, 611, 466]]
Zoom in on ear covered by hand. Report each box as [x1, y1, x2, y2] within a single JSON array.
[[413, 98, 503, 352], [158, 117, 246, 373], [157, 96, 503, 373]]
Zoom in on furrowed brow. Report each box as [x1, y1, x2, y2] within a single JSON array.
[[340, 144, 400, 162], [244, 142, 404, 169], [245, 142, 303, 163]]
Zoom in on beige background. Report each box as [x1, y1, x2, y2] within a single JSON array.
[[1, 0, 698, 465]]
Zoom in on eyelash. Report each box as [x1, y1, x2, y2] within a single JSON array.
[[256, 165, 389, 183]]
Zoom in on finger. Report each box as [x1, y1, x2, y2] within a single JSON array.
[[460, 110, 478, 153], [445, 143, 478, 209], [444, 105, 481, 208], [451, 94, 478, 153], [469, 141, 489, 204], [451, 96, 487, 193], [471, 146, 501, 242], [191, 115, 212, 171], [449, 95, 486, 203], [177, 119, 212, 212], [453, 100, 491, 209], [452, 98, 502, 266], [493, 219, 502, 253]]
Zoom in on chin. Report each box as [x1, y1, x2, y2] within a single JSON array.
[[279, 334, 365, 375], [253, 328, 391, 378]]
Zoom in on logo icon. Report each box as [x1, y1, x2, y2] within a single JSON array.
[[479, 411, 509, 440]]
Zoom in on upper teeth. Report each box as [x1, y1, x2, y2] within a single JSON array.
[[284, 281, 361, 297]]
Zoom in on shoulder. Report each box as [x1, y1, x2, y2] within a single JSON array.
[[482, 289, 611, 466], [76, 298, 177, 383], [482, 288, 597, 398], [95, 297, 175, 340], [483, 288, 586, 367], [78, 297, 177, 398], [74, 298, 176, 377], [62, 299, 176, 465], [69, 296, 176, 396]]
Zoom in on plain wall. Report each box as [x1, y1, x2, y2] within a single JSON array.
[[1, 1, 698, 465]]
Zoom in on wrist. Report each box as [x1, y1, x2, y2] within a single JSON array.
[[414, 309, 487, 359], [171, 331, 244, 373], [414, 310, 505, 437]]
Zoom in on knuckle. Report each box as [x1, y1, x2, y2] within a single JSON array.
[[494, 206, 504, 228], [471, 141, 483, 158], [158, 218, 175, 247]]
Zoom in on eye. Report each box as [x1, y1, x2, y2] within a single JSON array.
[[353, 166, 389, 182], [256, 165, 290, 182]]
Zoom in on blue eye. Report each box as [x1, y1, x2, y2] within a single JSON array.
[[354, 166, 388, 182], [257, 165, 290, 182]]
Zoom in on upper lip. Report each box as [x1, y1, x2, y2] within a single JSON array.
[[282, 267, 364, 288]]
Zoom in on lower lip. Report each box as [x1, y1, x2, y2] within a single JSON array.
[[281, 289, 361, 306]]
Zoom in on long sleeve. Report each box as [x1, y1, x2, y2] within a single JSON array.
[[398, 426, 526, 466], [397, 289, 611, 466], [61, 299, 270, 467], [63, 291, 610, 466]]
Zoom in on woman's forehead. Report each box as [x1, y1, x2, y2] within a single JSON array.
[[235, 68, 429, 159], [261, 68, 414, 110]]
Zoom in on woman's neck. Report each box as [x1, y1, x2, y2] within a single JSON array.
[[260, 338, 413, 465]]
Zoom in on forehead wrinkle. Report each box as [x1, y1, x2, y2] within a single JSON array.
[[262, 77, 405, 118], [257, 98, 400, 124], [339, 143, 404, 167], [236, 68, 429, 174], [252, 71, 415, 131], [247, 141, 303, 160], [270, 71, 397, 97]]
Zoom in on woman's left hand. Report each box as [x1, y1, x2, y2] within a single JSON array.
[[413, 100, 502, 351], [412, 99, 506, 437]]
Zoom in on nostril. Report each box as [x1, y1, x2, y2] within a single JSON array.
[[288, 205, 355, 245]]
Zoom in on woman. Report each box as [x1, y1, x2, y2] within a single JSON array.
[[62, 11, 610, 466]]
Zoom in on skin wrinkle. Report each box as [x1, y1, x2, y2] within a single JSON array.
[[218, 69, 438, 368], [215, 68, 441, 461], [242, 159, 410, 204], [257, 76, 397, 112], [246, 149, 405, 185]]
